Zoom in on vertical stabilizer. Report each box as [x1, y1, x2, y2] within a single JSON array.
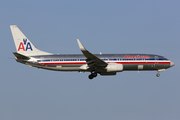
[[10, 25, 52, 56]]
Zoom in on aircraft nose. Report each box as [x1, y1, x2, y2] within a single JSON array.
[[170, 61, 175, 67]]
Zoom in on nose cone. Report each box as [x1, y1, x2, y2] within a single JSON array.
[[170, 61, 175, 67]]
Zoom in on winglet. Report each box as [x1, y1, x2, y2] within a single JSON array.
[[77, 39, 86, 51], [77, 39, 107, 67]]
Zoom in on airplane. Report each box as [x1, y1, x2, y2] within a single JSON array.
[[10, 25, 175, 79]]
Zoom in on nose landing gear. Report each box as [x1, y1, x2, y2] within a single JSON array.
[[156, 73, 160, 77], [156, 69, 166, 77]]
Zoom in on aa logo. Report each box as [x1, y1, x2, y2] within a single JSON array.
[[18, 38, 33, 51]]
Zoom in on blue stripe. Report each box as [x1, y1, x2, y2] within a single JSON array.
[[37, 58, 166, 62]]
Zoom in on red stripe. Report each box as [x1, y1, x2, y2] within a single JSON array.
[[111, 62, 170, 64], [40, 61, 170, 65]]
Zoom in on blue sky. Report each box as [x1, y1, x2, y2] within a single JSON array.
[[0, 0, 180, 120]]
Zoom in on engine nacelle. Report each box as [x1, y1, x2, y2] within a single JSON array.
[[106, 63, 123, 72]]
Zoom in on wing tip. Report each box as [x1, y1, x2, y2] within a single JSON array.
[[77, 39, 86, 51]]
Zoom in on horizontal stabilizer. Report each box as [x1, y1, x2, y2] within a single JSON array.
[[13, 52, 30, 60]]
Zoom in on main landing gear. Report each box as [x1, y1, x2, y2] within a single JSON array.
[[88, 72, 97, 79]]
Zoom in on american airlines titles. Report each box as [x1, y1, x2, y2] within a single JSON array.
[[124, 55, 149, 59]]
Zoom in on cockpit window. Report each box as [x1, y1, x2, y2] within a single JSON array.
[[163, 57, 168, 60], [159, 56, 168, 60], [154, 56, 168, 60]]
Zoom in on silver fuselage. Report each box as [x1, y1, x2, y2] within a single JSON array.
[[17, 54, 174, 73]]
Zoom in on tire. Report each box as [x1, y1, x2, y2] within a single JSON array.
[[92, 72, 97, 77], [88, 75, 93, 79], [156, 73, 160, 77]]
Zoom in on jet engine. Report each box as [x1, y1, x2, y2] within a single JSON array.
[[106, 63, 123, 72]]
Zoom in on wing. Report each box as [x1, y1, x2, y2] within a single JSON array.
[[77, 39, 107, 70]]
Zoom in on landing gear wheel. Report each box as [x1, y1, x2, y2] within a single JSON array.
[[92, 72, 97, 77], [88, 74, 94, 79], [156, 73, 160, 77], [88, 72, 98, 80]]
